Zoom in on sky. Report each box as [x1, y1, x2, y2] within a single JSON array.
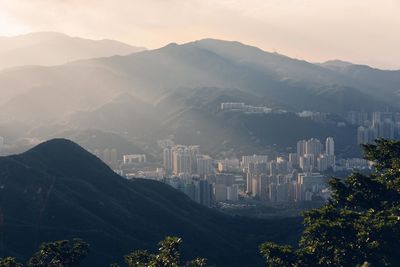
[[0, 0, 399, 69]]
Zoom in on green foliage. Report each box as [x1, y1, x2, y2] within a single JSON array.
[[124, 236, 208, 267], [0, 257, 24, 267], [260, 139, 400, 267], [28, 238, 89, 267], [259, 242, 296, 267], [184, 258, 208, 267], [124, 250, 153, 267]]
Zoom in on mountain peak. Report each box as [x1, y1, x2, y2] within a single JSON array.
[[28, 138, 81, 152], [19, 138, 111, 176]]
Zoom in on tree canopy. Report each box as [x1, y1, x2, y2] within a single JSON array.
[[260, 139, 400, 266], [0, 257, 24, 267], [122, 236, 208, 267], [28, 239, 89, 267]]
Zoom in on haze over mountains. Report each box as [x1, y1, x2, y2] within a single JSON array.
[[0, 32, 145, 71], [0, 32, 399, 156], [0, 139, 301, 266]]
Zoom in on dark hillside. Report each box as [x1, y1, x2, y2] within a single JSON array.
[[0, 139, 301, 266]]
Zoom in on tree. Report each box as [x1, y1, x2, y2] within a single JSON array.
[[184, 258, 208, 267], [124, 236, 208, 267], [260, 139, 400, 267], [124, 250, 153, 267], [28, 238, 89, 267], [0, 257, 24, 267]]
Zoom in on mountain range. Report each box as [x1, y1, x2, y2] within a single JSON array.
[[0, 139, 301, 266], [0, 32, 145, 71], [0, 33, 399, 156]]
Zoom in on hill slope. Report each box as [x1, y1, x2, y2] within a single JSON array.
[[0, 139, 301, 266], [320, 60, 400, 105]]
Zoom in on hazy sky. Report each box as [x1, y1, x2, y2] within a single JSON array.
[[0, 0, 399, 69]]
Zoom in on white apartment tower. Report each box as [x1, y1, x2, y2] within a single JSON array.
[[325, 137, 335, 156], [306, 138, 323, 155]]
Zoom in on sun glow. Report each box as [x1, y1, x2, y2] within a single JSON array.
[[0, 10, 28, 36]]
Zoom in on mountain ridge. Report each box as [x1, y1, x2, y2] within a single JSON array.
[[0, 32, 145, 71], [0, 37, 398, 156]]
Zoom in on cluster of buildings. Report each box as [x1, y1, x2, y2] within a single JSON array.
[[95, 136, 372, 207], [336, 158, 371, 170], [297, 111, 329, 122], [165, 174, 241, 207], [220, 102, 273, 114], [159, 138, 337, 205], [242, 137, 334, 203], [294, 137, 336, 172], [163, 145, 213, 176], [346, 111, 400, 144], [161, 144, 233, 207]]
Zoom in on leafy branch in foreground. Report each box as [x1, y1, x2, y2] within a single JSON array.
[[28, 238, 89, 267], [1, 236, 208, 267], [122, 236, 208, 267], [260, 139, 400, 267], [0, 257, 24, 267]]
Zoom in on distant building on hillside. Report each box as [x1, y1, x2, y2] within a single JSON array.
[[123, 154, 146, 164]]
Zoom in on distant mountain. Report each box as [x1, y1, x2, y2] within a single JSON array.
[[320, 60, 400, 105], [0, 32, 145, 71], [0, 38, 392, 112], [0, 139, 301, 266], [0, 38, 397, 155]]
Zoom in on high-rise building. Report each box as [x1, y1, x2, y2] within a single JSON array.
[[299, 154, 315, 172], [288, 153, 298, 168], [165, 145, 205, 175], [378, 120, 394, 139], [196, 155, 213, 176], [123, 154, 146, 164], [372, 111, 382, 126], [297, 140, 307, 157], [220, 102, 245, 110], [163, 148, 173, 172], [172, 147, 191, 174], [246, 161, 268, 194], [317, 155, 329, 172], [298, 173, 325, 194], [217, 158, 240, 172], [325, 137, 335, 156], [188, 145, 200, 173], [241, 155, 268, 168], [276, 157, 290, 174], [269, 183, 277, 202], [306, 138, 323, 155]]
